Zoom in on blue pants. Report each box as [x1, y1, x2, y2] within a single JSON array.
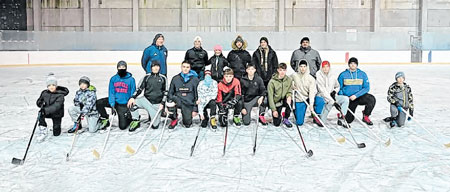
[[294, 96, 325, 125]]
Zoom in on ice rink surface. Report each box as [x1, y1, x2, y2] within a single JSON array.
[[1, 64, 450, 191]]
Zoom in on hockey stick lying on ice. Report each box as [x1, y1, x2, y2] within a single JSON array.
[[126, 108, 163, 155], [347, 110, 391, 147], [93, 114, 116, 159], [401, 108, 450, 148]]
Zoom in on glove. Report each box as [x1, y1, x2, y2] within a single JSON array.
[[79, 103, 84, 110], [39, 107, 46, 116], [408, 109, 413, 121], [330, 91, 336, 100], [227, 98, 238, 107], [111, 108, 117, 116]]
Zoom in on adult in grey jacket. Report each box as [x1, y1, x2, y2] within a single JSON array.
[[290, 37, 322, 78]]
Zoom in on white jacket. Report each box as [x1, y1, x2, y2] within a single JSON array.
[[316, 69, 340, 103]]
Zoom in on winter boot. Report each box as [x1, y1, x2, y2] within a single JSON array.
[[201, 117, 209, 128], [168, 118, 178, 129], [283, 118, 293, 128], [362, 113, 373, 126], [233, 116, 242, 126], [210, 117, 218, 129], [36, 126, 48, 142], [99, 117, 110, 130], [312, 115, 324, 127], [259, 115, 268, 125]]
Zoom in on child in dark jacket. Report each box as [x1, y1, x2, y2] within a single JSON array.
[[384, 72, 414, 128], [68, 76, 100, 133], [208, 45, 229, 82], [217, 67, 243, 127], [36, 73, 69, 142]]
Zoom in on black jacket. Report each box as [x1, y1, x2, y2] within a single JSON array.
[[36, 86, 69, 118], [185, 47, 209, 72], [208, 54, 229, 82], [252, 46, 278, 85], [227, 49, 251, 79], [168, 73, 200, 107], [240, 74, 266, 103], [133, 73, 167, 104]]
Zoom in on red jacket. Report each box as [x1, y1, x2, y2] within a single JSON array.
[[217, 77, 241, 103]]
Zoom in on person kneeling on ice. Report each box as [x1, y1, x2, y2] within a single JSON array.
[[316, 61, 350, 128], [36, 73, 69, 142], [384, 72, 414, 128], [267, 63, 293, 128], [129, 60, 167, 131], [167, 61, 200, 129], [240, 63, 267, 126], [196, 66, 218, 129], [96, 61, 139, 131], [338, 57, 376, 125], [291, 59, 325, 127], [68, 76, 101, 133], [217, 67, 243, 127]]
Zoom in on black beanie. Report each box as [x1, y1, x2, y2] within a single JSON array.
[[151, 60, 161, 67], [299, 60, 308, 66], [117, 60, 127, 69], [348, 57, 358, 65], [260, 37, 269, 44], [301, 37, 310, 44]]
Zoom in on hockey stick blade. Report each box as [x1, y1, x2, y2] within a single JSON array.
[[357, 143, 366, 148], [385, 138, 391, 146], [11, 157, 24, 165], [150, 144, 157, 153], [306, 150, 313, 158], [337, 137, 346, 144], [92, 149, 100, 159], [444, 143, 450, 148], [125, 145, 136, 155]]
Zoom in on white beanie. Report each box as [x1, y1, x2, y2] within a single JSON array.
[[194, 36, 202, 43], [46, 72, 57, 86]]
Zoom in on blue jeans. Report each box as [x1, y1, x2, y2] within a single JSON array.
[[294, 96, 325, 125]]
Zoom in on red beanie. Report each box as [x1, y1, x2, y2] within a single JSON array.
[[321, 61, 330, 68]]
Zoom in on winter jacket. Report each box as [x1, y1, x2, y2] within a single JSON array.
[[316, 69, 340, 104], [74, 85, 98, 115], [291, 66, 316, 105], [290, 46, 322, 77], [133, 72, 167, 104], [197, 78, 218, 114], [108, 72, 136, 107], [217, 77, 241, 105], [208, 54, 229, 82], [240, 74, 266, 103], [168, 72, 200, 107], [387, 82, 414, 109], [252, 45, 278, 85], [337, 68, 370, 98], [185, 47, 209, 73], [227, 40, 251, 79], [36, 86, 69, 118], [141, 34, 168, 75], [267, 73, 292, 111]]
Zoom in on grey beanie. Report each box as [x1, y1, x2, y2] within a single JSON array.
[[46, 73, 57, 86], [395, 72, 405, 80], [79, 76, 90, 86], [117, 60, 127, 69]]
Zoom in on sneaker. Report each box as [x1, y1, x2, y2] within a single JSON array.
[[233, 116, 241, 126], [151, 124, 159, 129], [283, 118, 293, 128], [99, 118, 110, 130], [389, 120, 397, 128], [129, 120, 140, 132], [210, 117, 217, 129], [362, 114, 373, 126], [337, 119, 350, 128], [68, 122, 81, 133], [169, 119, 178, 129], [36, 126, 48, 142], [201, 117, 209, 128], [312, 115, 324, 127], [259, 115, 268, 125]]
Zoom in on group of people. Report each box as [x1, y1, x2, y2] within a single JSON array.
[[34, 34, 415, 142]]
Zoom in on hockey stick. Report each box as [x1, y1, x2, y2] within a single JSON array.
[[347, 110, 391, 146], [92, 114, 116, 159], [151, 111, 170, 153], [126, 108, 163, 155], [66, 115, 83, 161], [252, 103, 262, 155], [333, 103, 366, 148], [222, 112, 229, 157], [288, 92, 313, 157], [190, 115, 203, 157], [11, 107, 43, 165]]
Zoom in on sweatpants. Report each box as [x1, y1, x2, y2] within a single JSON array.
[[130, 97, 161, 127], [390, 104, 408, 127], [242, 96, 266, 125], [320, 95, 349, 122], [97, 97, 138, 130], [294, 96, 325, 126], [273, 98, 291, 127], [68, 106, 100, 133], [345, 93, 376, 123], [38, 115, 62, 136]]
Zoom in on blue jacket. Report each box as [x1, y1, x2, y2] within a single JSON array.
[[141, 34, 168, 75], [108, 72, 136, 107], [337, 68, 370, 98]]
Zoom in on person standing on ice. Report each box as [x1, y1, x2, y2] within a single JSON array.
[[337, 57, 376, 125], [316, 61, 350, 128], [35, 73, 69, 142], [384, 72, 414, 128], [128, 60, 167, 131], [227, 35, 251, 79], [96, 61, 139, 131], [141, 33, 168, 76], [196, 66, 218, 129], [251, 37, 279, 88], [167, 61, 200, 129], [208, 44, 229, 82], [217, 67, 243, 127], [240, 63, 267, 126], [290, 37, 322, 78], [67, 76, 101, 133], [267, 63, 293, 128], [291, 59, 325, 127], [184, 36, 209, 80]]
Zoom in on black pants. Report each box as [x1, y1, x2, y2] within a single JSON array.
[[96, 97, 131, 130], [170, 102, 196, 127], [203, 99, 217, 118], [39, 115, 62, 136], [345, 93, 376, 123], [273, 98, 291, 127]]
